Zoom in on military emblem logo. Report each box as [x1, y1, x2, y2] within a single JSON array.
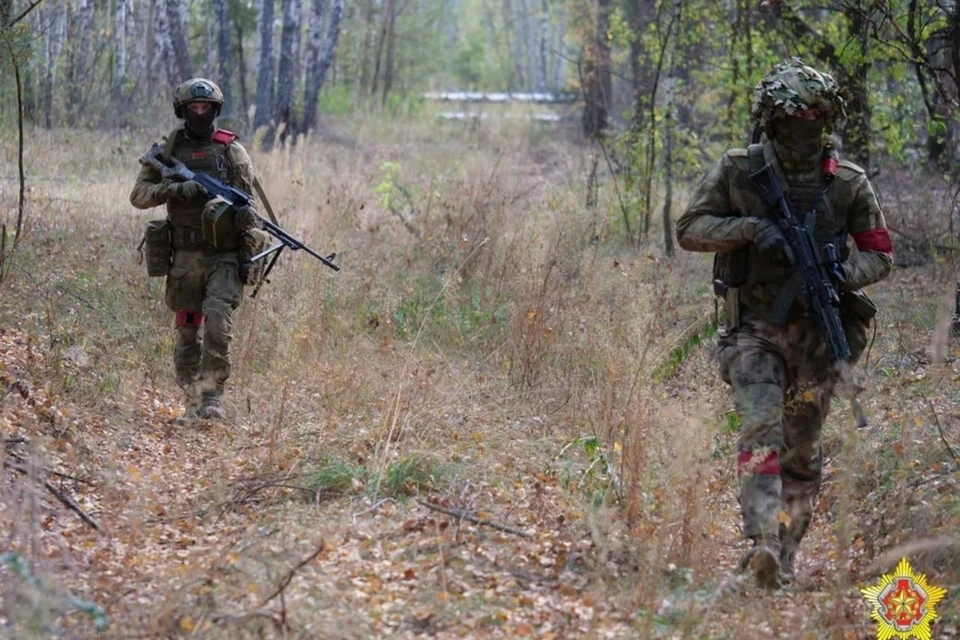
[[861, 557, 947, 640]]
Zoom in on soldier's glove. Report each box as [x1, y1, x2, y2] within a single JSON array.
[[166, 180, 205, 202], [235, 205, 262, 232], [752, 219, 795, 264]]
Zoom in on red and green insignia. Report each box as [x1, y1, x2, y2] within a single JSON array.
[[861, 557, 947, 640]]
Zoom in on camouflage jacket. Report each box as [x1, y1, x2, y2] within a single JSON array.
[[129, 127, 257, 251], [677, 141, 893, 318]]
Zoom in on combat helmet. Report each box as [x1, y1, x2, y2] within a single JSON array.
[[173, 78, 224, 118], [751, 58, 846, 137]]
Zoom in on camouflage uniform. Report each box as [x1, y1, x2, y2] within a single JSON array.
[[677, 60, 893, 588], [130, 78, 261, 420]]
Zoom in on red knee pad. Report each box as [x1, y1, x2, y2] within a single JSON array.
[[175, 309, 205, 328], [738, 450, 780, 476]]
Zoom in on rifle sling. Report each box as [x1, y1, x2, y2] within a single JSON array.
[[253, 176, 280, 226]]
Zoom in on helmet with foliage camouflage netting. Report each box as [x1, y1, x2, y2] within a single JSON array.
[[173, 78, 224, 118], [751, 58, 846, 136]]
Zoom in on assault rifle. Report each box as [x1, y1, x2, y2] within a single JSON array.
[[748, 162, 849, 362], [139, 144, 339, 295], [749, 159, 869, 428]]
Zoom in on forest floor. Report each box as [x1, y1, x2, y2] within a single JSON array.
[[1, 121, 958, 639]]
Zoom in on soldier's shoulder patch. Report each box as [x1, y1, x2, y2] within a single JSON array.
[[213, 129, 238, 146], [837, 159, 866, 176]]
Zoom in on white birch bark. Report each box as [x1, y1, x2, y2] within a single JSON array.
[[42, 5, 67, 127]]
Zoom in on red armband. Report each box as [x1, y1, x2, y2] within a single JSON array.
[[852, 228, 893, 255], [738, 450, 780, 476], [212, 129, 237, 146], [175, 310, 204, 328]]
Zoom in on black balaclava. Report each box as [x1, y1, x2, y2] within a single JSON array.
[[183, 103, 217, 141], [772, 116, 825, 172]]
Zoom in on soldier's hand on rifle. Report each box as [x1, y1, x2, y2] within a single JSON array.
[[752, 218, 795, 264], [165, 180, 205, 202], [235, 205, 262, 231]]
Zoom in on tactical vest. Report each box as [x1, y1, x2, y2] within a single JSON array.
[[741, 143, 847, 322], [162, 127, 237, 249]]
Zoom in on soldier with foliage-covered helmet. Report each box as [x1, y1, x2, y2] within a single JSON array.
[[130, 77, 269, 423], [676, 58, 893, 590]]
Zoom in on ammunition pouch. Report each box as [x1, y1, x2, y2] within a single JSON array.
[[841, 289, 878, 324], [142, 219, 172, 277], [202, 196, 241, 250], [713, 248, 747, 331], [239, 229, 272, 287], [713, 247, 748, 289]]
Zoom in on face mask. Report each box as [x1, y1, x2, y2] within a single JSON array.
[[184, 107, 217, 138], [774, 116, 825, 157]]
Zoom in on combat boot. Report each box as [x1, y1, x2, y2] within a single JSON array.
[[199, 391, 225, 420], [779, 543, 797, 585], [738, 535, 782, 589], [175, 391, 202, 425], [738, 462, 783, 590]]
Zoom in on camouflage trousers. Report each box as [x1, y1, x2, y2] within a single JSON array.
[[718, 314, 842, 554], [165, 249, 243, 401]]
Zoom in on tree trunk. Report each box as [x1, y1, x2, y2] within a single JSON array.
[[381, 0, 397, 106], [154, 0, 178, 87], [214, 0, 233, 116], [359, 0, 375, 92], [276, 0, 301, 139], [166, 0, 193, 80], [303, 0, 328, 126], [502, 0, 523, 90], [581, 0, 611, 138], [538, 0, 548, 92], [627, 0, 652, 132], [842, 3, 871, 168], [114, 0, 127, 102], [66, 0, 93, 126], [660, 0, 681, 256], [41, 5, 66, 128], [254, 0, 276, 133], [370, 0, 393, 98], [234, 14, 250, 122], [146, 0, 157, 98], [552, 6, 565, 91]]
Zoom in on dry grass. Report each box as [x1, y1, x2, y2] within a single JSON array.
[[0, 119, 958, 639]]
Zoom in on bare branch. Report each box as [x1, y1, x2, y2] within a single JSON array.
[[417, 498, 532, 538], [10, 0, 43, 27], [260, 542, 326, 607]]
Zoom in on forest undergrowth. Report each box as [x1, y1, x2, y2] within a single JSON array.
[[0, 118, 958, 639]]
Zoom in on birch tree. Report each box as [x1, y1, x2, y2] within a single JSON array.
[[166, 0, 192, 80], [275, 0, 301, 134], [581, 0, 611, 138], [302, 0, 346, 133], [214, 0, 233, 115], [254, 0, 276, 132], [113, 0, 127, 101], [41, 5, 66, 127], [66, 0, 94, 125]]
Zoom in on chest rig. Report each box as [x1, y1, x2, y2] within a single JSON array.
[[744, 143, 848, 323], [163, 128, 235, 245]]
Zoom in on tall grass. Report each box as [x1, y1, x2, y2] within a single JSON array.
[[1, 117, 957, 636]]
